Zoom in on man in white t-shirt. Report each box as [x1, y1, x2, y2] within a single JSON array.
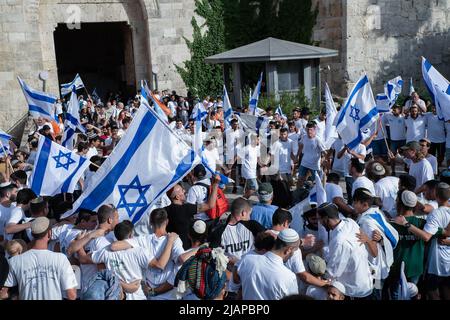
[[399, 141, 434, 193], [4, 188, 36, 241], [350, 158, 375, 198], [405, 105, 426, 143], [240, 134, 261, 198], [0, 182, 18, 241], [367, 162, 399, 216], [314, 111, 327, 142], [383, 105, 406, 175], [394, 183, 450, 300], [418, 139, 438, 176], [425, 106, 446, 166], [404, 92, 427, 114], [298, 122, 326, 188], [271, 127, 296, 183], [325, 172, 355, 217], [4, 217, 78, 300]]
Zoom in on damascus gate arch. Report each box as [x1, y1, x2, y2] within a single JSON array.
[[38, 0, 152, 98]]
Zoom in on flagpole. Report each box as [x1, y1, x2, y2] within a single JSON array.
[[0, 140, 14, 172], [378, 116, 392, 155]]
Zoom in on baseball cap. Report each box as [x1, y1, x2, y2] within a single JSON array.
[[305, 254, 326, 276], [400, 141, 421, 152], [372, 162, 386, 176], [278, 228, 299, 243], [31, 217, 50, 235], [401, 190, 417, 207]]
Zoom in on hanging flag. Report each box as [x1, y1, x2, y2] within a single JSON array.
[[223, 85, 234, 128], [62, 86, 86, 150], [61, 74, 85, 96], [422, 57, 450, 121], [324, 83, 338, 149], [249, 72, 263, 115], [61, 94, 201, 224], [91, 88, 100, 102], [334, 75, 379, 150], [375, 76, 403, 113], [17, 77, 57, 120], [30, 135, 90, 196], [409, 78, 415, 96]]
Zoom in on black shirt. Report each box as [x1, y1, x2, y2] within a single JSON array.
[[165, 203, 197, 250]]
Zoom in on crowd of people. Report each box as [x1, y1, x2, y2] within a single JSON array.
[[0, 87, 449, 301]]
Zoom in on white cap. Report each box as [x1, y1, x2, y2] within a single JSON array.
[[407, 282, 418, 298], [278, 228, 299, 243], [192, 220, 207, 234], [331, 280, 346, 295], [401, 190, 417, 207]]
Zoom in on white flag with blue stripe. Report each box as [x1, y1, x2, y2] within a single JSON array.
[[275, 105, 286, 118], [61, 74, 85, 96], [191, 102, 208, 121], [422, 57, 450, 121], [324, 82, 338, 149], [376, 76, 403, 113], [0, 129, 12, 155], [249, 72, 263, 115], [62, 86, 86, 150], [223, 85, 234, 128], [61, 99, 201, 224], [17, 77, 57, 120], [309, 172, 326, 206], [335, 75, 379, 150], [409, 78, 415, 96], [30, 135, 90, 196]]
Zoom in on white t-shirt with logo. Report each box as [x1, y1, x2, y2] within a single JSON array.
[[300, 136, 326, 171], [272, 139, 294, 174], [5, 249, 78, 300], [423, 207, 450, 276], [425, 113, 446, 143]]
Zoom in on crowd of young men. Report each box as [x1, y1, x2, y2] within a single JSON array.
[[0, 89, 449, 301]]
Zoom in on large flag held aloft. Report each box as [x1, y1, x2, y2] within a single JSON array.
[[61, 93, 201, 224], [335, 75, 379, 150], [324, 82, 338, 149], [249, 72, 263, 115], [223, 85, 234, 128], [30, 135, 90, 196], [376, 76, 403, 113], [17, 77, 57, 120], [62, 86, 86, 150], [61, 74, 85, 96], [422, 57, 450, 121]]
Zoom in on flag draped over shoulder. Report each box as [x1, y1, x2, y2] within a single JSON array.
[[324, 82, 338, 149], [376, 76, 403, 113], [30, 135, 90, 196], [422, 57, 450, 121], [61, 92, 201, 224], [335, 75, 379, 150], [61, 74, 85, 96], [17, 77, 57, 120]]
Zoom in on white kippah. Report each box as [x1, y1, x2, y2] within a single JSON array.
[[331, 281, 346, 295], [192, 220, 207, 234], [0, 182, 12, 188], [278, 228, 299, 243]]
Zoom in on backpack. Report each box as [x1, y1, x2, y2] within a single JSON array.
[[195, 182, 229, 220]]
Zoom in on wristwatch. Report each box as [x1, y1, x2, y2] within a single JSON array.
[[404, 222, 412, 228], [148, 287, 157, 297]]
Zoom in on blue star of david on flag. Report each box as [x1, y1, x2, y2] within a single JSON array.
[[117, 176, 151, 218], [52, 150, 76, 170], [349, 105, 361, 122]]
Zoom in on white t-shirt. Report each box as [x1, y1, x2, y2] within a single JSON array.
[[423, 207, 450, 276], [425, 154, 438, 176], [326, 182, 344, 204], [288, 132, 300, 156], [241, 144, 260, 180], [374, 176, 399, 214], [409, 159, 434, 189], [272, 139, 294, 174], [300, 136, 326, 171], [92, 246, 153, 300], [85, 147, 98, 160], [5, 206, 25, 241], [383, 113, 406, 141], [186, 178, 210, 221], [445, 123, 450, 148], [331, 139, 345, 174], [5, 249, 78, 300], [405, 116, 426, 143], [0, 203, 15, 239], [425, 113, 446, 143], [225, 128, 244, 161], [203, 147, 220, 176], [315, 119, 326, 142], [352, 176, 375, 197], [269, 229, 306, 274], [343, 144, 367, 177]]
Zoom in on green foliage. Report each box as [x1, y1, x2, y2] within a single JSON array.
[[175, 0, 225, 98]]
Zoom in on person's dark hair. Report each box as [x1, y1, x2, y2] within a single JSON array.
[[317, 203, 339, 219], [352, 188, 374, 206], [75, 209, 97, 225], [280, 128, 288, 134], [89, 136, 101, 144], [272, 208, 292, 226], [30, 198, 47, 216], [122, 117, 131, 125], [327, 172, 340, 184], [306, 122, 316, 129], [399, 174, 417, 191], [254, 232, 275, 252], [0, 184, 17, 198], [436, 183, 450, 202], [10, 170, 28, 185], [89, 155, 105, 172], [150, 208, 168, 228], [193, 164, 206, 180], [33, 228, 50, 240], [350, 158, 365, 174], [77, 141, 89, 153], [230, 197, 251, 217], [114, 221, 134, 241], [230, 119, 238, 125], [30, 140, 39, 149], [97, 205, 116, 224], [16, 189, 37, 205], [188, 220, 208, 244], [424, 179, 439, 190]]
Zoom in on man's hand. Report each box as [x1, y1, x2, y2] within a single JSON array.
[[388, 150, 396, 160], [356, 229, 370, 245], [372, 230, 383, 242], [212, 174, 221, 185], [88, 228, 107, 239], [121, 280, 141, 294], [167, 232, 179, 243], [302, 234, 316, 248], [392, 215, 408, 226], [438, 238, 450, 246]]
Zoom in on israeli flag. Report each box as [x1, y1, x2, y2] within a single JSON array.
[[376, 76, 403, 113], [324, 82, 338, 149], [0, 129, 12, 155], [275, 105, 286, 118], [30, 135, 90, 196], [335, 75, 379, 150], [422, 57, 450, 121], [61, 74, 85, 96], [249, 72, 263, 115], [398, 261, 410, 300], [223, 85, 234, 128], [309, 172, 326, 206], [17, 77, 57, 120], [61, 96, 201, 224], [62, 86, 86, 150], [409, 78, 415, 96], [191, 102, 208, 121], [142, 81, 169, 123], [235, 113, 269, 136]]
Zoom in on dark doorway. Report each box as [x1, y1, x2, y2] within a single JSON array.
[[54, 22, 136, 101]]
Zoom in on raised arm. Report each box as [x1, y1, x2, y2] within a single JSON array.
[[197, 175, 220, 213], [149, 233, 179, 270], [67, 229, 106, 256]]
